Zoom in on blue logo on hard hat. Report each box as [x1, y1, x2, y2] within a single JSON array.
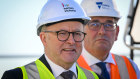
[[96, 2, 103, 9], [96, 2, 110, 9]]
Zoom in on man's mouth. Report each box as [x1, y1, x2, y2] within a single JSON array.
[[97, 39, 106, 41], [98, 39, 106, 41], [63, 48, 76, 52]]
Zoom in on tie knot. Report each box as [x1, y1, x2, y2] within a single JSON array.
[[60, 70, 73, 79], [96, 62, 106, 70], [96, 62, 110, 79]]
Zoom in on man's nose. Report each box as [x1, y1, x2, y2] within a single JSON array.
[[98, 25, 106, 35], [66, 34, 75, 45]]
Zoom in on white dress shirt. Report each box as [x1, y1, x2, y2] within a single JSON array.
[[45, 54, 77, 79], [82, 47, 115, 75], [82, 47, 140, 79]]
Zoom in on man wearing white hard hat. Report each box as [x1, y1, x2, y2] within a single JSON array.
[[77, 0, 140, 79], [1, 0, 99, 79]]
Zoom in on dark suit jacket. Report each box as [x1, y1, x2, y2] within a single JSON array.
[[1, 55, 52, 79], [1, 54, 103, 79]]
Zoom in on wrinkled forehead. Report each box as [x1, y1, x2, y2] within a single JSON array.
[[46, 21, 84, 31], [90, 16, 118, 23]]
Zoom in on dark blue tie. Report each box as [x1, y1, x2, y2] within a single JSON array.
[[96, 62, 110, 79], [60, 70, 73, 79]]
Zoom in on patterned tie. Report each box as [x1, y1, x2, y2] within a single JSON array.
[[96, 62, 110, 79], [60, 70, 73, 79]]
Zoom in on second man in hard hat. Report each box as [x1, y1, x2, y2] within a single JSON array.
[[1, 0, 99, 79], [77, 0, 140, 79]]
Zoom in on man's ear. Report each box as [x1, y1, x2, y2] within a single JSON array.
[[115, 25, 119, 41], [40, 32, 47, 46]]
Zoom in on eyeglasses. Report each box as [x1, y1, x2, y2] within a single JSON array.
[[88, 22, 117, 31], [43, 30, 86, 42]]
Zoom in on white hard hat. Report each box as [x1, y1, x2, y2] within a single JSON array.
[[81, 0, 121, 18], [37, 0, 90, 36]]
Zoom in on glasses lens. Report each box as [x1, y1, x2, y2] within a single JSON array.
[[88, 22, 117, 31], [57, 31, 69, 41], [57, 31, 86, 42], [74, 32, 85, 42], [104, 23, 116, 31], [88, 22, 100, 31]]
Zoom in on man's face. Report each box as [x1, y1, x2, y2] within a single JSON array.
[[84, 16, 119, 55], [40, 21, 84, 67]]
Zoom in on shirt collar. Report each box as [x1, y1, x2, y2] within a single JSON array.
[[82, 47, 116, 66], [104, 52, 116, 65], [44, 54, 77, 78]]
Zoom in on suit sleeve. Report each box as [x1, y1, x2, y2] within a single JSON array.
[[1, 68, 23, 79], [129, 58, 140, 79]]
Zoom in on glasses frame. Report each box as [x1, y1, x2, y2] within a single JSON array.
[[87, 22, 117, 31], [43, 30, 86, 42]]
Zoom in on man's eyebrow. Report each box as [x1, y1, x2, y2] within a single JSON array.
[[90, 20, 114, 23], [105, 20, 114, 23], [58, 29, 82, 32], [90, 20, 99, 22]]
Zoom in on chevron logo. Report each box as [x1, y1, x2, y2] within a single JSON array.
[[96, 2, 103, 9]]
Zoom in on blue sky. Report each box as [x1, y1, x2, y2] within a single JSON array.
[[0, 0, 135, 55]]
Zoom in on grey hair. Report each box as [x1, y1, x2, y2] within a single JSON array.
[[41, 25, 47, 32]]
